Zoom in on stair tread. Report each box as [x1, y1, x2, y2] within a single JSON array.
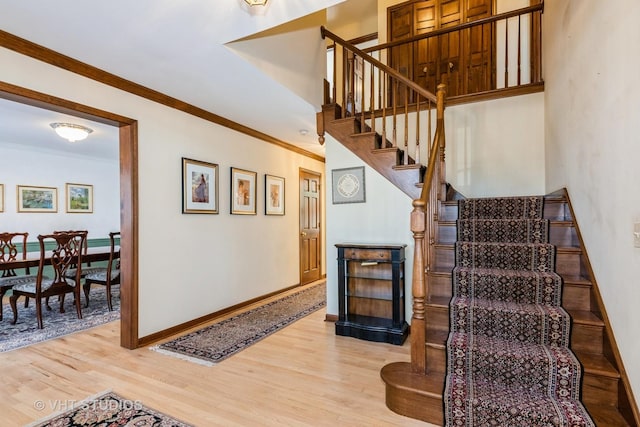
[[567, 309, 604, 326], [562, 276, 592, 286], [427, 295, 451, 308], [587, 404, 631, 427], [350, 131, 376, 138], [575, 351, 620, 378], [381, 362, 444, 397], [392, 163, 423, 171]]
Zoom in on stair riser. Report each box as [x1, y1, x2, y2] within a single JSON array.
[[437, 245, 570, 273], [563, 284, 591, 311], [425, 343, 617, 406], [434, 245, 455, 270], [549, 224, 579, 247], [427, 273, 453, 298], [426, 305, 450, 335], [544, 200, 571, 221], [440, 203, 458, 222], [583, 374, 619, 406], [572, 324, 604, 354], [438, 223, 456, 244], [555, 250, 585, 276], [426, 345, 446, 373]]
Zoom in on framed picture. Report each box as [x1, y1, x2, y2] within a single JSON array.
[[182, 157, 219, 214], [231, 167, 257, 215], [0, 184, 3, 212], [265, 174, 285, 216], [332, 166, 366, 204], [66, 183, 94, 213], [17, 185, 58, 213]]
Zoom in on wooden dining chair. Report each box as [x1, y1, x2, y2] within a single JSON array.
[[83, 231, 120, 311], [0, 232, 37, 321], [54, 230, 105, 279], [9, 231, 87, 329]]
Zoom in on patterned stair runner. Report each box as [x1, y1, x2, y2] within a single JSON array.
[[444, 196, 595, 426]]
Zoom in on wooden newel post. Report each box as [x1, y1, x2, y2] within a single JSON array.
[[410, 198, 427, 373]]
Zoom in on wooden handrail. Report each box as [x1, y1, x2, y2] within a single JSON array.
[[321, 26, 447, 374], [322, 27, 437, 104], [362, 3, 544, 54]]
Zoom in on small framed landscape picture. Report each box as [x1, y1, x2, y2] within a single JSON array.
[[17, 185, 58, 213], [182, 157, 219, 214], [332, 166, 366, 204], [0, 184, 4, 212], [265, 174, 285, 216], [231, 167, 257, 215], [66, 183, 93, 213]]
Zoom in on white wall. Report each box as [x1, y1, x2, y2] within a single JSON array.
[[0, 47, 325, 337], [325, 136, 414, 320], [0, 144, 120, 240], [544, 0, 640, 400], [445, 92, 545, 197]]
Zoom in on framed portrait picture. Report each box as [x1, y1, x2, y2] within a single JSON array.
[[332, 166, 366, 204], [0, 184, 3, 212], [231, 167, 257, 215], [17, 185, 58, 213], [265, 174, 285, 216], [182, 157, 219, 214], [66, 183, 93, 213]]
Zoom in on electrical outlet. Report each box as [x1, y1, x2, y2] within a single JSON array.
[[635, 222, 640, 248]]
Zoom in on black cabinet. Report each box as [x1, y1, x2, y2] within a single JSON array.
[[335, 243, 409, 345]]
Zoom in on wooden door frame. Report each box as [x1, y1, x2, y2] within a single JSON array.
[[0, 81, 139, 349], [299, 168, 322, 285]]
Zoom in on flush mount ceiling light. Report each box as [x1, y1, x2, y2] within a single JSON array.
[[244, 0, 268, 5], [50, 122, 93, 142], [239, 0, 270, 14]]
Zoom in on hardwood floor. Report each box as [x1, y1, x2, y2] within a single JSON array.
[[0, 284, 435, 426]]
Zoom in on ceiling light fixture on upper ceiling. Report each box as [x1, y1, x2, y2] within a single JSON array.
[[244, 0, 268, 6], [50, 122, 94, 142]]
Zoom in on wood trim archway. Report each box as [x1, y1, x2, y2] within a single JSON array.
[[0, 81, 139, 349]]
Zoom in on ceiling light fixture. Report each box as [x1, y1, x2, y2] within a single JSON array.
[[244, 0, 268, 6], [50, 122, 93, 142]]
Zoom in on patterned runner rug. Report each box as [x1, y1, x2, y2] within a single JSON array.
[[0, 288, 120, 353], [444, 196, 595, 426], [26, 390, 192, 427], [152, 282, 326, 365]]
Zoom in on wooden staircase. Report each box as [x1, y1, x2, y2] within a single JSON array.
[[320, 25, 638, 427], [319, 103, 425, 200], [380, 191, 638, 426]]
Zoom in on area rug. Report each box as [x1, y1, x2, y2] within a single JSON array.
[[0, 288, 120, 353], [26, 390, 192, 427], [152, 283, 326, 365], [444, 196, 595, 426]]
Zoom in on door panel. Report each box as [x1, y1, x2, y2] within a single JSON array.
[[389, 0, 494, 97], [299, 169, 321, 285]]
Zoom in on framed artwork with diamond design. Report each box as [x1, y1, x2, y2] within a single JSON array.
[[331, 166, 366, 204]]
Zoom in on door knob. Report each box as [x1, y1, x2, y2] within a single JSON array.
[[301, 232, 307, 236]]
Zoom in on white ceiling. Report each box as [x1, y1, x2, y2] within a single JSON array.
[[0, 0, 372, 160]]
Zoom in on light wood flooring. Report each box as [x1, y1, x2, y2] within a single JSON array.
[[0, 283, 436, 426]]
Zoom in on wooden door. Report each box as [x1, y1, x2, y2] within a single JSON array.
[[388, 0, 493, 97], [464, 0, 493, 93], [299, 169, 321, 285], [388, 3, 414, 106]]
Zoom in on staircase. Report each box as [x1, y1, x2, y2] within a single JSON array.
[[445, 196, 593, 425], [320, 25, 638, 427], [318, 103, 425, 200]]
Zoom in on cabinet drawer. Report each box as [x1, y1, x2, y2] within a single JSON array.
[[344, 248, 391, 261]]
